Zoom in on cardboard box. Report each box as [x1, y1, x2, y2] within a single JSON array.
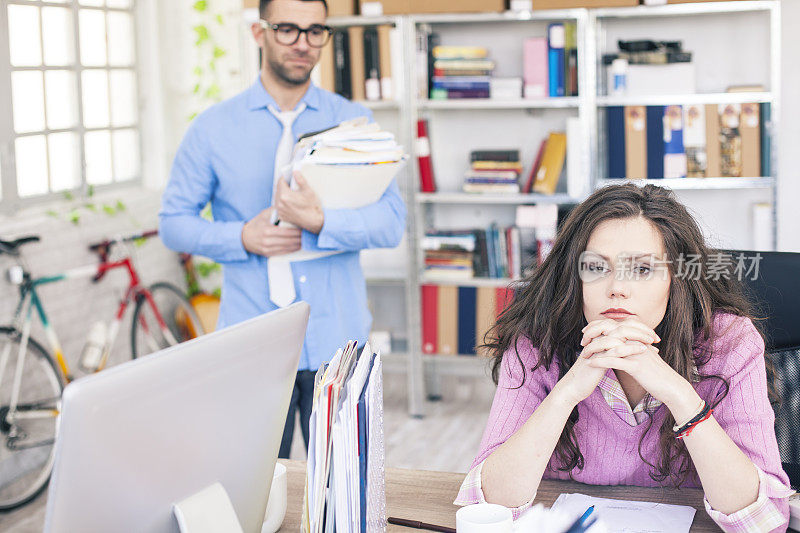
[[531, 0, 637, 8], [244, 0, 355, 16], [359, 0, 504, 15]]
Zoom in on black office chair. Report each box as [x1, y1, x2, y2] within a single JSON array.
[[729, 250, 800, 489]]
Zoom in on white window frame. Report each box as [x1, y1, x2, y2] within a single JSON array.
[[0, 0, 142, 214]]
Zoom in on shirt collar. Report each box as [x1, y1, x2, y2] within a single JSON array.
[[247, 76, 320, 112]]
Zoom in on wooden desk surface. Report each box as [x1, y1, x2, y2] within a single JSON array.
[[277, 459, 721, 532]]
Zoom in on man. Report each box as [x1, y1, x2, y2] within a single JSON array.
[[159, 0, 406, 459]]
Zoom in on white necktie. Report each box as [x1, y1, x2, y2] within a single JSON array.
[[267, 103, 305, 308]]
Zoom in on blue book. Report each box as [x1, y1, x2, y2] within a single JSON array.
[[646, 106, 665, 179], [607, 106, 626, 178], [663, 105, 687, 178], [760, 103, 771, 177], [357, 353, 375, 533], [547, 24, 565, 97], [457, 286, 477, 355], [485, 227, 496, 278]]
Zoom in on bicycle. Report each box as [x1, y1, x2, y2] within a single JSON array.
[[0, 230, 204, 510]]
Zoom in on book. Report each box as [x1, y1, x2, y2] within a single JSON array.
[[333, 30, 352, 99], [427, 32, 440, 99], [421, 285, 438, 354], [363, 27, 381, 101], [607, 106, 626, 179], [431, 76, 491, 90], [457, 286, 477, 355], [475, 287, 497, 357], [624, 106, 647, 180], [430, 88, 490, 99], [318, 40, 336, 93], [533, 132, 567, 194], [495, 287, 514, 318], [523, 139, 547, 193], [415, 29, 429, 99], [436, 285, 458, 355], [760, 102, 771, 177], [719, 103, 742, 177], [416, 119, 436, 192], [705, 104, 721, 177], [564, 22, 577, 97], [347, 26, 366, 101], [646, 105, 665, 179], [432, 46, 487, 59], [683, 104, 707, 178], [740, 102, 761, 177], [548, 24, 565, 97], [470, 150, 520, 162], [523, 37, 548, 99], [377, 25, 393, 100], [663, 105, 687, 178]]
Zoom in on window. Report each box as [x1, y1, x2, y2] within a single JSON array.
[[0, 0, 140, 208]]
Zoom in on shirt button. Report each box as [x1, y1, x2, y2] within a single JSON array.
[[299, 275, 307, 283]]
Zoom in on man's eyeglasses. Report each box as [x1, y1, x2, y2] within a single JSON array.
[[259, 20, 333, 48]]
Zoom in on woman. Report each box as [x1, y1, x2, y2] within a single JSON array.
[[455, 184, 793, 532]]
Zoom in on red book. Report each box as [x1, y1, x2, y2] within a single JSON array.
[[421, 284, 438, 354], [523, 139, 548, 193], [417, 119, 436, 192], [495, 287, 514, 318]]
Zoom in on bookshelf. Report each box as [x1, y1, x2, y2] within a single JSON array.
[[243, 1, 781, 417]]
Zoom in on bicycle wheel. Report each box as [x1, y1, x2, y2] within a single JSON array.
[[130, 282, 205, 359], [0, 326, 63, 511]]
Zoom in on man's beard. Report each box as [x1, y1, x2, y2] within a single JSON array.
[[268, 54, 313, 86]]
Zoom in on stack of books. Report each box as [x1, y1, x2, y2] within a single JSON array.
[[606, 101, 768, 180], [429, 45, 494, 100], [420, 285, 516, 356], [464, 150, 522, 194], [422, 230, 476, 280]]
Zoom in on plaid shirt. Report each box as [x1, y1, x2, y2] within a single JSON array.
[[455, 369, 795, 530]]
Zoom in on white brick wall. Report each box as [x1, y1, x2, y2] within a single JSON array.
[[0, 187, 184, 372]]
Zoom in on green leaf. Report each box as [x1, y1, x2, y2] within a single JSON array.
[[212, 287, 222, 299], [197, 261, 221, 278], [215, 14, 224, 25], [192, 1, 207, 12], [204, 83, 221, 100], [87, 184, 95, 197], [68, 209, 80, 224], [63, 191, 74, 201], [115, 200, 126, 212], [193, 25, 210, 45], [208, 60, 216, 72], [188, 112, 199, 121], [84, 202, 98, 212], [193, 83, 201, 95], [193, 66, 203, 77], [212, 46, 226, 59], [102, 204, 117, 216], [46, 209, 59, 218]]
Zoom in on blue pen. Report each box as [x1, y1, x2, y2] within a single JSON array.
[[563, 505, 595, 533]]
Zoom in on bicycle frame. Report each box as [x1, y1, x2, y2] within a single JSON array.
[[0, 256, 175, 428]]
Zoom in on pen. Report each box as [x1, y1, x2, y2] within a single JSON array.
[[563, 505, 595, 533], [388, 516, 457, 533]]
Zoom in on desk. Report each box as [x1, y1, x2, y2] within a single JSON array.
[[277, 459, 722, 532]]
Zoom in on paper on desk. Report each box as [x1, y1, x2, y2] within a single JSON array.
[[550, 493, 696, 533], [513, 503, 608, 533]]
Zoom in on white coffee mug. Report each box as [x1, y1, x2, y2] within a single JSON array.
[[261, 462, 288, 533], [456, 504, 513, 533]]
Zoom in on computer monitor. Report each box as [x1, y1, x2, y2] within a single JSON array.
[[43, 302, 310, 533]]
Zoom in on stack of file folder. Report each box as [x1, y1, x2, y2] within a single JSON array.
[[280, 117, 407, 213], [302, 341, 385, 533]]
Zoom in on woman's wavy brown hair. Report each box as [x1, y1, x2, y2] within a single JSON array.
[[485, 183, 770, 486]]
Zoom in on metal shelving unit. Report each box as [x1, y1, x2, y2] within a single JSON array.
[[328, 1, 780, 417]]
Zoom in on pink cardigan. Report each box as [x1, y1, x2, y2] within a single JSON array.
[[458, 313, 793, 532]]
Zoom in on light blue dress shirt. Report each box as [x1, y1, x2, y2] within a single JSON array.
[[159, 78, 406, 371]]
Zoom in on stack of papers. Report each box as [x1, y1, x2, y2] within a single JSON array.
[[281, 117, 408, 211], [301, 341, 385, 533]]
